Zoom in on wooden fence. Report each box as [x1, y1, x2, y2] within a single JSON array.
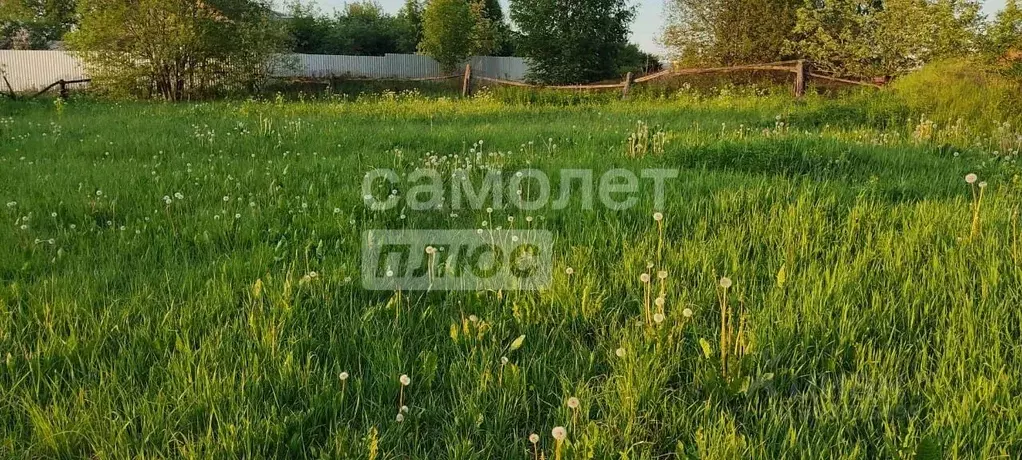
[[466, 60, 883, 99], [2, 54, 881, 100]]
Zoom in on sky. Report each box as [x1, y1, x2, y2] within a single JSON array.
[[308, 0, 1011, 57]]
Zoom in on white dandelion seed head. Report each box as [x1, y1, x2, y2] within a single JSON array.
[[682, 308, 693, 318], [965, 173, 978, 184], [565, 267, 574, 275], [979, 181, 988, 188], [552, 426, 567, 441], [567, 397, 580, 409], [653, 313, 666, 324], [657, 270, 668, 280], [654, 297, 665, 307], [529, 433, 540, 444], [719, 277, 733, 289], [640, 273, 651, 283], [400, 405, 409, 413], [396, 413, 405, 423], [615, 347, 626, 358], [400, 374, 411, 386], [468, 314, 479, 323], [501, 356, 509, 365], [339, 371, 349, 381], [653, 212, 664, 222]]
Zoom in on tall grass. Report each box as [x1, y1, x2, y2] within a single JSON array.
[[0, 91, 1020, 458], [889, 59, 1022, 129]]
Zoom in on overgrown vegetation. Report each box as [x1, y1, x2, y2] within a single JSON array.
[[0, 0, 75, 49], [67, 0, 287, 100], [418, 0, 480, 71], [510, 0, 635, 84], [0, 86, 1020, 458], [661, 0, 1002, 80]]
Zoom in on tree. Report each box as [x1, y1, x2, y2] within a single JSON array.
[[786, 0, 982, 78], [984, 0, 1022, 74], [510, 0, 634, 84], [286, 0, 420, 56], [419, 0, 477, 71], [68, 0, 286, 100], [330, 1, 404, 56], [395, 0, 424, 53], [286, 1, 333, 54], [660, 0, 801, 66], [474, 0, 516, 56], [0, 0, 77, 49], [616, 43, 664, 76]]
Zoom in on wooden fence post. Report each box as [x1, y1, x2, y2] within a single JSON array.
[[621, 72, 634, 100], [58, 80, 68, 99], [793, 60, 807, 97], [2, 75, 15, 99], [462, 64, 473, 97]]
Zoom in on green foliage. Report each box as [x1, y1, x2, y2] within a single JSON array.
[[510, 0, 634, 84], [477, 0, 516, 56], [787, 0, 983, 78], [616, 43, 664, 76], [983, 0, 1022, 78], [68, 0, 287, 100], [287, 0, 415, 56], [889, 58, 1022, 127], [0, 0, 76, 49], [661, 0, 801, 66], [396, 0, 425, 55], [419, 0, 477, 72], [286, 1, 333, 54]]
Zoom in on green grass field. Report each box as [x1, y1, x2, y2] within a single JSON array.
[[1, 90, 1021, 458]]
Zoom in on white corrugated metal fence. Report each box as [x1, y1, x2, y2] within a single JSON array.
[[0, 51, 529, 92], [0, 50, 88, 92]]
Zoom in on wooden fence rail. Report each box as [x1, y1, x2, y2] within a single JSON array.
[[3, 59, 882, 101], [468, 60, 881, 99]]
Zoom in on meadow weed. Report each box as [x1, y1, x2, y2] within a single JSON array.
[[0, 89, 1020, 458]]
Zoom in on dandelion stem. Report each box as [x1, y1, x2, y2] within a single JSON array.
[[720, 287, 729, 379]]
